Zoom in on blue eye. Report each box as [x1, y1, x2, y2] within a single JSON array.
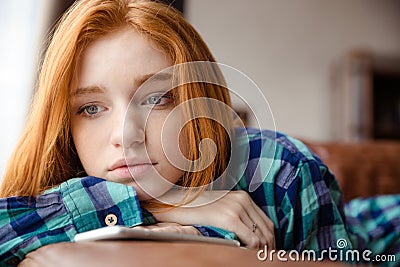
[[144, 94, 172, 107], [147, 96, 163, 105], [86, 105, 99, 115], [78, 104, 106, 117]]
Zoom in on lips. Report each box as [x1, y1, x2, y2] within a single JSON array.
[[109, 158, 156, 178]]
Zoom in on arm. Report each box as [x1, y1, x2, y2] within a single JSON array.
[[0, 176, 144, 266], [158, 159, 352, 254], [143, 189, 275, 249]]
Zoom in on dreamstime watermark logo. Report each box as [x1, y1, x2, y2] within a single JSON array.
[[257, 238, 397, 264]]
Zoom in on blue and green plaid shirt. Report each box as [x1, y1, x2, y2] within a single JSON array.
[[1, 128, 399, 266], [231, 128, 351, 251]]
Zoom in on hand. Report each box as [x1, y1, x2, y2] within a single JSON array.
[[134, 222, 201, 236], [144, 190, 276, 250]]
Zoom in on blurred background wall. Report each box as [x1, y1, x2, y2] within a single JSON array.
[[1, 0, 400, 181], [186, 0, 400, 141], [0, 0, 73, 180], [0, 0, 53, 182]]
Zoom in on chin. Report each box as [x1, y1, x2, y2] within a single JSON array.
[[104, 176, 135, 185], [134, 186, 168, 201], [134, 188, 156, 201]]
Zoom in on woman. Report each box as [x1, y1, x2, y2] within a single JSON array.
[[0, 0, 355, 265]]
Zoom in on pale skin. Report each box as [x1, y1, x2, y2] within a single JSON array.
[[70, 26, 275, 250]]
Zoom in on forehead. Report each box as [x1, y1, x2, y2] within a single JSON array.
[[72, 27, 172, 92]]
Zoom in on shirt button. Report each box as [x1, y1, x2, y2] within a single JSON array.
[[105, 214, 118, 226]]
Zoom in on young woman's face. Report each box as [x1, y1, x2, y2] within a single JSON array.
[[70, 27, 185, 200]]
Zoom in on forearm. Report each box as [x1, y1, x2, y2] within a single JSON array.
[[143, 188, 228, 223], [0, 177, 144, 266], [144, 188, 274, 248]]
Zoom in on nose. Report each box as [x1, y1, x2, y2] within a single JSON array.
[[110, 108, 145, 148]]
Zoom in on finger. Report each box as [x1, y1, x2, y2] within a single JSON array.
[[233, 192, 274, 249], [233, 216, 260, 249], [134, 223, 201, 236], [132, 223, 176, 231], [249, 201, 276, 249], [247, 202, 274, 245], [240, 207, 270, 249], [230, 204, 264, 249], [225, 192, 266, 249]]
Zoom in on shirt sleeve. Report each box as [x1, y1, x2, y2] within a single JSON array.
[[234, 129, 353, 257], [286, 160, 353, 253], [0, 176, 144, 266], [345, 194, 400, 266], [242, 158, 353, 255], [192, 225, 238, 241]]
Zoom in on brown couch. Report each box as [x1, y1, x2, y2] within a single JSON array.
[[304, 140, 400, 202]]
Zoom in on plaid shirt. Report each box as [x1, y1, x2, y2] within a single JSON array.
[[0, 177, 234, 266], [344, 195, 400, 266], [1, 128, 398, 266], [231, 128, 352, 252], [232, 128, 399, 266]]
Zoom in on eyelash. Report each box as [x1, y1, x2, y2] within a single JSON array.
[[76, 93, 173, 118], [77, 104, 106, 118], [143, 93, 173, 108]]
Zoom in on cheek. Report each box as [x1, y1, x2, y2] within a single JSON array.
[[144, 116, 164, 153], [147, 113, 187, 162], [71, 122, 89, 156], [71, 129, 90, 170], [145, 113, 186, 176], [71, 121, 103, 175]]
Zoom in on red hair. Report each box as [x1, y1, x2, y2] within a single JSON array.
[[1, 0, 234, 198]]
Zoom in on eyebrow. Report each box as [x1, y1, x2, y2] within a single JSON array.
[[70, 85, 105, 97], [71, 72, 172, 97], [136, 72, 172, 87]]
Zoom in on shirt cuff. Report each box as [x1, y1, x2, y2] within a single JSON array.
[[59, 177, 143, 233], [192, 225, 238, 241]]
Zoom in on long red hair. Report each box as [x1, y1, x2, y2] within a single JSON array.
[[0, 0, 234, 198]]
